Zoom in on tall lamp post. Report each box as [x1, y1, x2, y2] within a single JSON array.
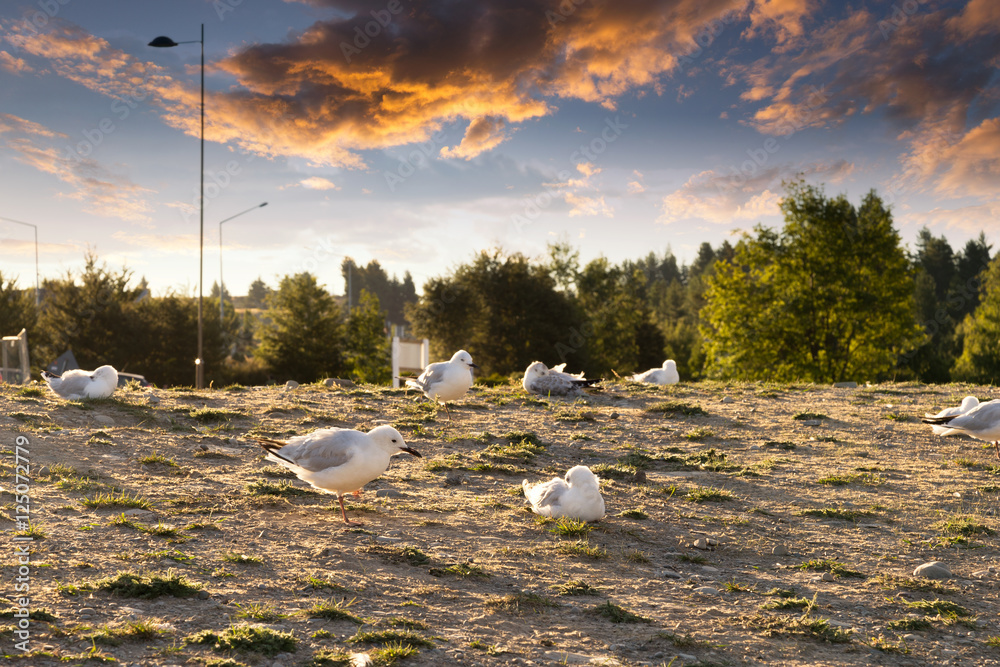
[[219, 202, 268, 323], [0, 217, 39, 306], [149, 24, 205, 388]]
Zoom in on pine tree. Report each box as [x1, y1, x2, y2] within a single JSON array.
[[346, 290, 390, 384], [255, 273, 345, 382]]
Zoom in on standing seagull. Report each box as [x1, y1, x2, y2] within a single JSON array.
[[522, 465, 605, 522], [254, 426, 421, 526], [40, 365, 118, 400], [629, 359, 680, 385], [924, 396, 980, 436], [405, 349, 478, 420], [522, 361, 600, 397], [922, 400, 1000, 458]]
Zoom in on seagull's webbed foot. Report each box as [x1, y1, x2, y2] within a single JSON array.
[[338, 496, 364, 527]]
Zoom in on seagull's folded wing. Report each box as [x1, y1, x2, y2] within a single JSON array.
[[281, 435, 359, 472]]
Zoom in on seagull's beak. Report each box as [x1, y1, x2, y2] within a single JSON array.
[[401, 446, 422, 458], [469, 363, 480, 369]]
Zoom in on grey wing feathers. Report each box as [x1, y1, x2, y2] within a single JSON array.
[[535, 484, 566, 509]]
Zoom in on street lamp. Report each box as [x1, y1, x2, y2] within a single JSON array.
[[219, 202, 268, 323], [149, 24, 205, 388], [0, 216, 40, 306]]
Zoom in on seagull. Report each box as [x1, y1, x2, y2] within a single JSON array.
[[522, 465, 605, 522], [629, 359, 680, 385], [924, 396, 980, 436], [254, 425, 421, 526], [40, 365, 118, 400], [405, 349, 478, 420], [922, 399, 1000, 459], [522, 361, 600, 397]]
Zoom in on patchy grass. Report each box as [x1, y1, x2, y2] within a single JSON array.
[[903, 599, 971, 618], [796, 559, 866, 579], [591, 601, 650, 624], [549, 517, 593, 538], [644, 401, 707, 416], [189, 407, 243, 423], [686, 486, 734, 503], [186, 624, 296, 656], [245, 479, 316, 497], [89, 571, 201, 599], [308, 599, 363, 624], [485, 591, 558, 615], [557, 541, 608, 560], [551, 580, 601, 596], [745, 613, 852, 643], [80, 489, 152, 510]]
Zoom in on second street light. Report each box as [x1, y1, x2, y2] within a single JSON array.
[[149, 24, 206, 388], [219, 202, 268, 324]]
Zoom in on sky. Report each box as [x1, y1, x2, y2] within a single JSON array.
[[1, 0, 999, 298]]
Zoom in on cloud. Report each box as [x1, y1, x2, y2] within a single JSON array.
[[4, 3, 751, 168], [546, 162, 614, 217], [0, 50, 32, 74], [744, 0, 816, 46], [299, 176, 340, 190], [440, 117, 508, 160], [0, 113, 153, 223], [726, 2, 1000, 199], [659, 159, 854, 224]]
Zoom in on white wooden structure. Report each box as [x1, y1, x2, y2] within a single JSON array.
[[391, 337, 429, 388], [1, 328, 30, 384]]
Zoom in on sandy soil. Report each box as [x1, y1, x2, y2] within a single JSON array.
[[2, 378, 999, 667]]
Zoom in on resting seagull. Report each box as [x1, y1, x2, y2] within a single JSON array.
[[629, 359, 680, 385], [922, 399, 1000, 459], [522, 465, 605, 522], [522, 361, 600, 397], [40, 365, 118, 400], [405, 349, 478, 420], [254, 425, 421, 526], [924, 396, 980, 436]]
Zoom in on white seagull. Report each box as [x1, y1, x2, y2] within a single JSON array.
[[522, 361, 600, 397], [254, 425, 421, 526], [522, 465, 605, 522], [405, 349, 478, 420], [924, 396, 980, 436], [629, 359, 680, 385], [40, 365, 118, 400], [922, 399, 1000, 459]]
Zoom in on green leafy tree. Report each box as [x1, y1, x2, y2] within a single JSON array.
[[952, 255, 1000, 383], [345, 289, 390, 384], [0, 272, 37, 341], [255, 273, 345, 382], [573, 258, 665, 377], [407, 249, 582, 377], [34, 253, 145, 372], [701, 182, 924, 382], [342, 258, 418, 327]]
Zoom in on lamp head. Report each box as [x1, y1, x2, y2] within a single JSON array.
[[148, 36, 179, 47]]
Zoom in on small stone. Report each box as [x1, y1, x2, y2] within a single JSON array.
[[661, 570, 682, 580], [609, 412, 620, 420], [677, 655, 698, 663], [833, 381, 858, 388], [801, 419, 821, 426], [146, 394, 161, 405], [701, 566, 719, 573], [821, 572, 835, 582], [721, 396, 734, 404], [375, 536, 401, 543], [443, 472, 463, 487], [197, 590, 210, 600], [749, 444, 761, 451], [122, 509, 155, 517], [971, 570, 992, 579], [375, 489, 405, 498], [693, 538, 709, 550], [324, 378, 357, 388], [93, 414, 115, 426], [772, 545, 790, 556], [914, 561, 953, 580], [692, 586, 721, 596], [78, 607, 96, 617], [285, 380, 299, 390], [902, 634, 919, 642]]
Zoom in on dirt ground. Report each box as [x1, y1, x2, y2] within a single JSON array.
[[2, 378, 999, 667]]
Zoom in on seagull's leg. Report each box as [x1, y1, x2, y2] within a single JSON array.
[[338, 495, 363, 527], [443, 401, 453, 422], [994, 440, 999, 460]]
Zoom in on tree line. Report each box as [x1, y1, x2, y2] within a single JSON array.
[[2, 181, 998, 386]]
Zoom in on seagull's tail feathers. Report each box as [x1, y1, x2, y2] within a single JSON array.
[[572, 378, 602, 388], [41, 370, 61, 381], [921, 414, 957, 426], [252, 437, 297, 466], [403, 377, 425, 392], [350, 653, 374, 667]]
